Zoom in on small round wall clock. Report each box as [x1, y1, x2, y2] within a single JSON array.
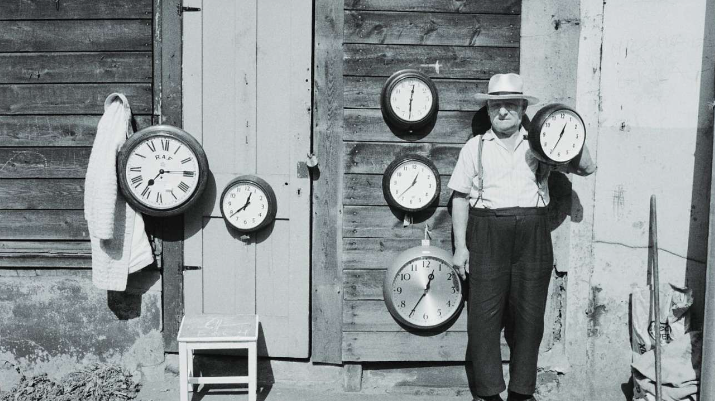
[[528, 103, 586, 165], [383, 239, 464, 329], [382, 154, 440, 212], [219, 175, 277, 233], [381, 69, 439, 131], [117, 125, 209, 217]]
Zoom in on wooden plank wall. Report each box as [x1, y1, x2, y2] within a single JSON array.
[[341, 0, 521, 361], [0, 1, 153, 268]]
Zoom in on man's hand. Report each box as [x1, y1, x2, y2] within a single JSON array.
[[453, 246, 469, 281]]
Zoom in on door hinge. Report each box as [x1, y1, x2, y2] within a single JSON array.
[[182, 265, 202, 272], [178, 5, 201, 15]]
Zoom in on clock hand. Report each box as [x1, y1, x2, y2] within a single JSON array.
[[229, 192, 252, 217], [425, 270, 435, 291], [408, 85, 415, 119], [146, 169, 165, 186], [551, 123, 567, 154], [396, 172, 420, 198], [408, 292, 427, 318]]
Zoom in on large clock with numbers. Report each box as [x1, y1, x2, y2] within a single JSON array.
[[383, 240, 464, 329], [117, 125, 209, 217]]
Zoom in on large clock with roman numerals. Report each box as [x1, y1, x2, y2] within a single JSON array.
[[117, 125, 209, 217]]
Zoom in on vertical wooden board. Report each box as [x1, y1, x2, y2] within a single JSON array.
[[253, 0, 311, 359], [182, 0, 204, 315], [201, 217, 256, 315], [313, 0, 345, 364], [233, 0, 258, 175]]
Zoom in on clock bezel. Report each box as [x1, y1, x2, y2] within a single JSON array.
[[527, 103, 587, 166], [219, 175, 277, 233], [380, 69, 439, 131], [117, 125, 209, 217], [383, 244, 464, 330], [382, 154, 441, 213]]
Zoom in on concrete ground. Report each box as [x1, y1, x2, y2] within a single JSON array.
[[138, 377, 478, 401]]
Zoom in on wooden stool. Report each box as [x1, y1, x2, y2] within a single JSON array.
[[177, 314, 259, 401]]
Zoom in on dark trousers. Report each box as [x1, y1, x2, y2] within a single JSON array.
[[466, 207, 553, 397]]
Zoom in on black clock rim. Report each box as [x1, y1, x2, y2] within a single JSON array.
[[527, 103, 587, 166], [383, 255, 465, 330], [219, 174, 278, 234], [117, 125, 210, 217], [382, 154, 441, 213], [380, 69, 439, 131]]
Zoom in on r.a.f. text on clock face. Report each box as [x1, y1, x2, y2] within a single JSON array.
[[124, 135, 200, 210], [539, 109, 586, 164], [390, 256, 462, 327], [390, 78, 434, 122], [221, 182, 270, 231], [389, 160, 438, 210]]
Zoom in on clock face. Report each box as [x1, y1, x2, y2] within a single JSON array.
[[124, 135, 201, 210], [388, 255, 463, 329], [389, 77, 435, 123], [221, 182, 271, 231], [538, 108, 586, 164], [388, 160, 439, 210]]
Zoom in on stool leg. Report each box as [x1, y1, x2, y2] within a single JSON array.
[[248, 342, 257, 401], [187, 345, 196, 392], [179, 342, 189, 401]]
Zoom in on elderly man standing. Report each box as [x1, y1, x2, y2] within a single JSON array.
[[449, 73, 596, 401]]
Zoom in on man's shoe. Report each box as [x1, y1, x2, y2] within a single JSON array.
[[506, 392, 536, 401], [473, 395, 504, 401]]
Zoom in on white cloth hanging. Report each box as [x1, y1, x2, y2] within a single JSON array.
[[84, 93, 154, 291]]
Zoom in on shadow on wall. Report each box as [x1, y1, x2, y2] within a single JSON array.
[[107, 270, 160, 320], [686, 0, 715, 332]]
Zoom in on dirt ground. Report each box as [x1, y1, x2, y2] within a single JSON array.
[[138, 376, 479, 401]]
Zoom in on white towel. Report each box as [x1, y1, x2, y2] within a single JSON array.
[[84, 93, 154, 291]]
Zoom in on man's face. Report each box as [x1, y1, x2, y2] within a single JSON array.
[[487, 99, 526, 135]]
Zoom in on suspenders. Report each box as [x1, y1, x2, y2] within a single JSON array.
[[473, 133, 548, 208]]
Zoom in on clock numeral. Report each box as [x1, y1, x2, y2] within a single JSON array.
[[134, 152, 146, 159], [131, 175, 143, 185], [183, 171, 195, 177], [545, 122, 551, 128], [169, 189, 177, 200], [156, 192, 163, 204], [178, 181, 190, 193], [161, 139, 170, 151], [141, 186, 151, 198], [395, 287, 402, 294], [410, 264, 417, 272], [422, 313, 429, 320], [447, 273, 453, 280], [146, 140, 156, 152], [447, 300, 452, 307], [174, 145, 182, 155], [451, 286, 458, 294], [129, 166, 141, 172], [400, 273, 411, 281], [422, 260, 430, 267], [438, 309, 442, 317], [399, 301, 406, 308], [181, 157, 193, 164]]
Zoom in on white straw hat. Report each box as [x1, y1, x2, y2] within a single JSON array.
[[474, 73, 539, 105]]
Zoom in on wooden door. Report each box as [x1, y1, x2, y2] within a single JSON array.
[[181, 0, 311, 358]]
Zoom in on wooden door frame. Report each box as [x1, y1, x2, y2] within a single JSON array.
[[311, 0, 344, 364], [153, 0, 184, 353]]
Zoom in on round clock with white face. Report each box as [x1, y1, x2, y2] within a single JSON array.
[[528, 103, 586, 165], [219, 175, 277, 233], [117, 125, 209, 216], [382, 154, 440, 212], [384, 243, 464, 330], [381, 70, 439, 131]]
